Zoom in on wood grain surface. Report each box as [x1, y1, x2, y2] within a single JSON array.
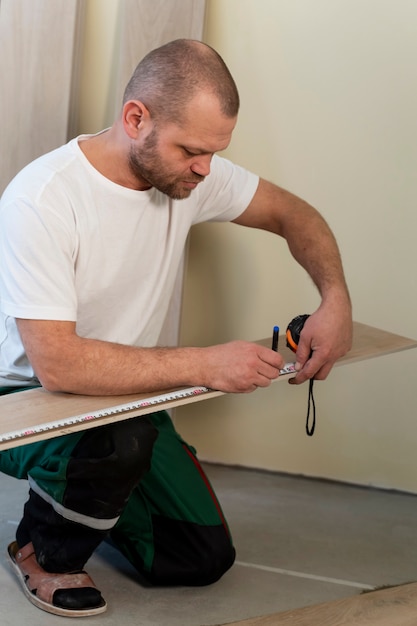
[[221, 582, 417, 626], [1, 322, 416, 450]]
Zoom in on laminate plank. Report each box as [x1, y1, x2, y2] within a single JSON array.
[[222, 582, 417, 626], [0, 322, 415, 450]]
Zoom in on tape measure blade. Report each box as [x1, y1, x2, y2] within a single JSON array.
[[0, 385, 212, 449]]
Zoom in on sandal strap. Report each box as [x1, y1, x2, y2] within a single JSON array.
[[14, 542, 99, 606]]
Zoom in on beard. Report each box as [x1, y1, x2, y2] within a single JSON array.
[[128, 129, 204, 200]]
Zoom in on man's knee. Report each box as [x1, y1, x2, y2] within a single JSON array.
[[148, 521, 236, 586], [190, 537, 236, 586], [71, 416, 158, 479], [65, 417, 158, 518]]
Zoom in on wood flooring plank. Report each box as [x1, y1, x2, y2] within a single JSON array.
[[222, 582, 417, 626], [1, 322, 416, 450]]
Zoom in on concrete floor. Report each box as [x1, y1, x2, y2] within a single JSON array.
[[1, 464, 417, 625]]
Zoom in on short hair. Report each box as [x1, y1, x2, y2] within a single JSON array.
[[123, 39, 239, 123]]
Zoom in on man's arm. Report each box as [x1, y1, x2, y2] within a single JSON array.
[[16, 319, 285, 396], [233, 178, 353, 383]]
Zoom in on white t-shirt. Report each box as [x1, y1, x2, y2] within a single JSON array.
[[0, 135, 259, 387]]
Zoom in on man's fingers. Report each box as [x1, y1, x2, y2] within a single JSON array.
[[290, 353, 334, 384]]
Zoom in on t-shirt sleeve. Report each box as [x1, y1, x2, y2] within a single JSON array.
[[0, 196, 78, 321], [190, 155, 259, 224]]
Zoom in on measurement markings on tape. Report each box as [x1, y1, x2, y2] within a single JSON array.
[[0, 364, 296, 445], [0, 386, 212, 445]]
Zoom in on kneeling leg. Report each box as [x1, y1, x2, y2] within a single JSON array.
[[111, 411, 235, 586]]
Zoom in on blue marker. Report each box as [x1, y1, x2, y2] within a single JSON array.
[[271, 325, 279, 351]]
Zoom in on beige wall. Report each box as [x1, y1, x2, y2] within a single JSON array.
[[175, 0, 417, 492]]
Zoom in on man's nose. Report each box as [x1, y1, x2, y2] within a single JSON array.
[[190, 154, 212, 178]]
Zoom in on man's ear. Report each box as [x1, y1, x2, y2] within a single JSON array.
[[122, 100, 151, 138]]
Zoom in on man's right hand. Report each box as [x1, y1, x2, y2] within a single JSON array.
[[198, 340, 285, 393]]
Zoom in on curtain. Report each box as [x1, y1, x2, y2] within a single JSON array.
[[0, 0, 83, 194]]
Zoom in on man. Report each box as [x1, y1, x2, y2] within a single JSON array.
[[0, 39, 352, 616]]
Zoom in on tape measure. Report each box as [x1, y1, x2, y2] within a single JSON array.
[[286, 314, 310, 353], [286, 314, 317, 437], [0, 363, 297, 447], [0, 387, 213, 447]]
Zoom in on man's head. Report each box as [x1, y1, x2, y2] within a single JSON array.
[[121, 39, 239, 199], [123, 39, 240, 124]]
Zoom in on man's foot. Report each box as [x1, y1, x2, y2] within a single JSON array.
[[7, 541, 107, 617]]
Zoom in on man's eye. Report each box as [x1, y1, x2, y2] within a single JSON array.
[[183, 147, 198, 157]]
